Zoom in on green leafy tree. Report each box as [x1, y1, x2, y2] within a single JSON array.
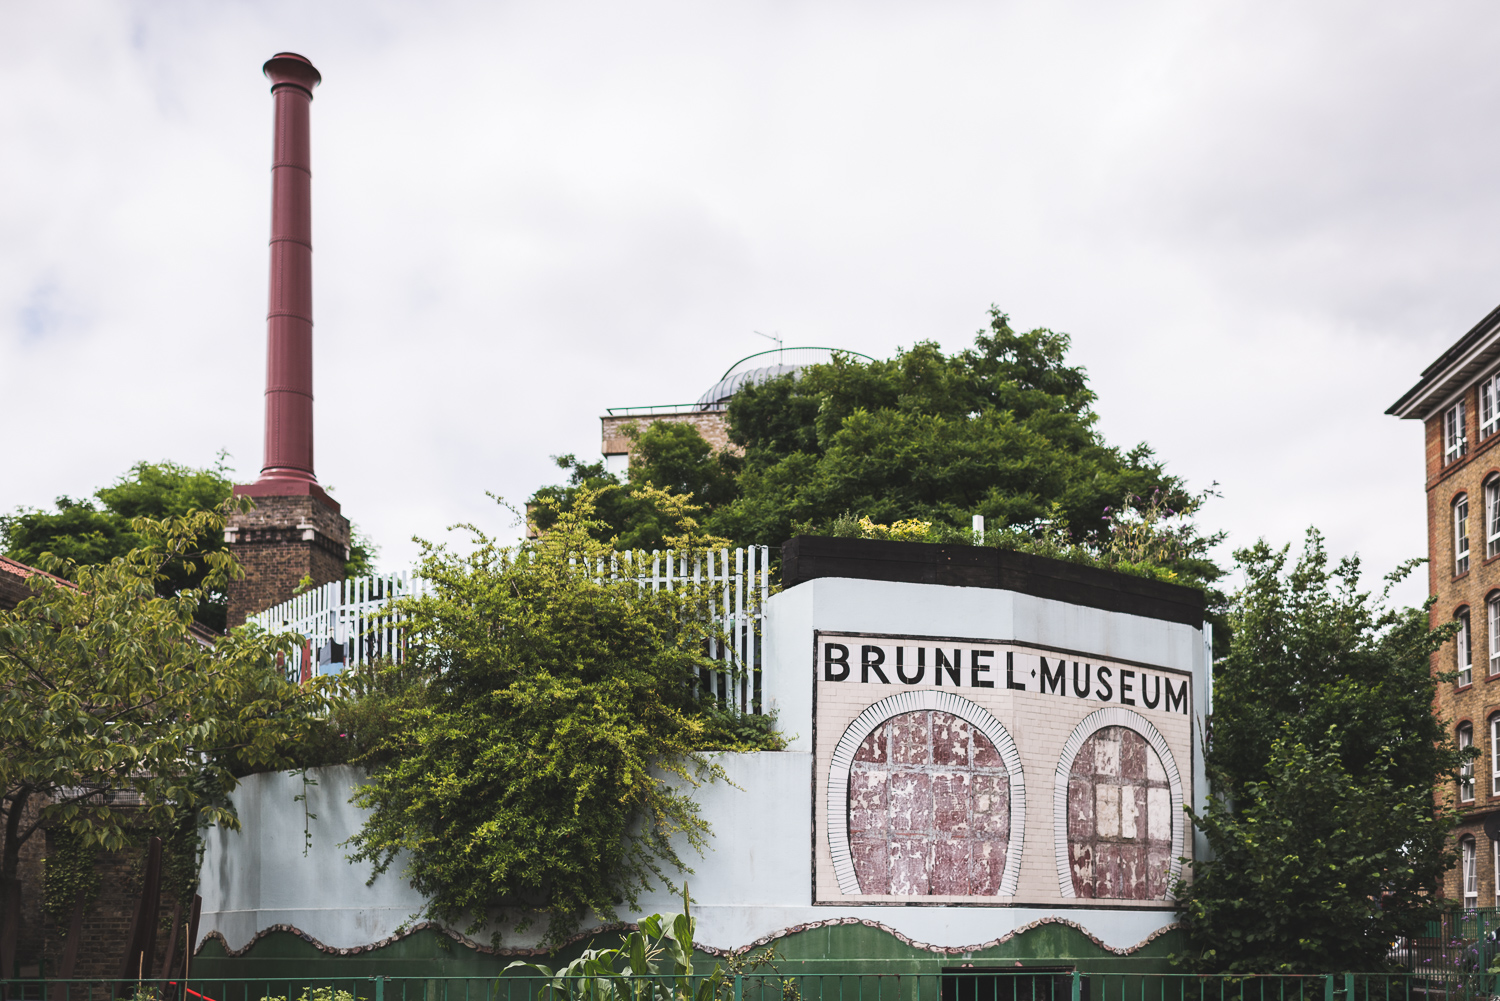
[[1175, 530, 1461, 973], [343, 490, 749, 948], [3, 459, 379, 628], [529, 420, 738, 552], [0, 509, 334, 893], [627, 421, 741, 511], [2, 459, 235, 628], [343, 523, 380, 578], [528, 309, 1205, 559], [714, 309, 1183, 547]]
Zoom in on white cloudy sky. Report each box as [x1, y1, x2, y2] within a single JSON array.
[[2, 1, 1494, 607]]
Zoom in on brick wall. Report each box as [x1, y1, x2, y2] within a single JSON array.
[[39, 830, 187, 982], [1423, 382, 1500, 905], [7, 806, 183, 981], [225, 493, 350, 627], [600, 411, 737, 460]]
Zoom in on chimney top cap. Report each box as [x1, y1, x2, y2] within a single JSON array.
[[263, 52, 321, 95]]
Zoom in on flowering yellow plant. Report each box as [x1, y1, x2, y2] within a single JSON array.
[[857, 516, 932, 542]]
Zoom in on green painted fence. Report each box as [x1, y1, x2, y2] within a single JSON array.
[[6, 972, 1500, 1001]]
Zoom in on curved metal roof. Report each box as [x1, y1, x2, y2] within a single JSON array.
[[695, 346, 874, 407]]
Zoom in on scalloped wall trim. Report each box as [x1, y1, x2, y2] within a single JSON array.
[[198, 916, 1180, 960]]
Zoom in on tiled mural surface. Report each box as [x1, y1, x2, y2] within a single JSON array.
[[1066, 726, 1172, 900], [848, 710, 1009, 896]]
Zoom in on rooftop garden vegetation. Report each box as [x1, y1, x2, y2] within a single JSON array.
[[530, 309, 1207, 550], [529, 306, 1228, 639]]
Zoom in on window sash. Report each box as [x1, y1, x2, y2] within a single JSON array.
[[1492, 716, 1500, 795], [1484, 379, 1499, 441], [1491, 600, 1500, 677], [1488, 480, 1500, 564], [1459, 612, 1473, 687], [1465, 838, 1479, 905], [1461, 725, 1475, 801], [1449, 401, 1470, 464], [1458, 497, 1471, 576]]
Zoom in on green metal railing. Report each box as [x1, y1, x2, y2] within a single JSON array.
[[1392, 907, 1500, 979], [6, 973, 1500, 1001]]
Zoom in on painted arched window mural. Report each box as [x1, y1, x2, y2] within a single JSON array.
[[848, 710, 1008, 895], [829, 690, 1024, 897], [1054, 707, 1184, 901]]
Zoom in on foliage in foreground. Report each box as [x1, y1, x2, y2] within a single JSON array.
[[343, 491, 768, 949], [505, 911, 722, 1001], [0, 508, 335, 892], [1175, 530, 1462, 973], [504, 909, 800, 1001]]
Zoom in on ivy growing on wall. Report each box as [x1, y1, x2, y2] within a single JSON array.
[[41, 826, 100, 928], [342, 487, 773, 949]]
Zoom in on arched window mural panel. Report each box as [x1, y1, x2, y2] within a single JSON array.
[[828, 690, 1024, 898], [1054, 707, 1184, 900]]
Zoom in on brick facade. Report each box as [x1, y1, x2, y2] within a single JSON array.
[[38, 823, 188, 982], [224, 493, 350, 627], [1422, 381, 1500, 906], [600, 410, 736, 461], [3, 796, 183, 980]]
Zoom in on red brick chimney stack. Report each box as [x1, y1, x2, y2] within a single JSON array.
[[226, 53, 351, 628]]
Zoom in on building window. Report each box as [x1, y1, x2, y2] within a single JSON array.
[[1463, 836, 1479, 908], [1458, 610, 1473, 687], [1490, 597, 1500, 677], [1488, 479, 1500, 561], [1493, 716, 1500, 796], [1448, 400, 1470, 465], [1483, 377, 1500, 441], [1460, 723, 1475, 801], [1457, 495, 1471, 575]]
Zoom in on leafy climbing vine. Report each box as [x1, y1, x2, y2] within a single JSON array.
[[42, 826, 101, 926], [341, 487, 769, 949]]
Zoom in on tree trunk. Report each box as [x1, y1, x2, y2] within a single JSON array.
[[0, 877, 17, 981], [116, 836, 162, 994], [0, 788, 30, 884], [159, 899, 183, 1001], [50, 891, 85, 1001]]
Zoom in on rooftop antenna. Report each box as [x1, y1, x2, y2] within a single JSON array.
[[754, 329, 784, 366]]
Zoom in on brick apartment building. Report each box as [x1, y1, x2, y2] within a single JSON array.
[[1389, 302, 1500, 908]]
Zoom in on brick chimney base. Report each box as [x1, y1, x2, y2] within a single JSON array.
[[225, 493, 350, 627]]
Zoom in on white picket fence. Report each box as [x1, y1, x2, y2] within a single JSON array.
[[247, 572, 421, 680], [247, 546, 773, 712]]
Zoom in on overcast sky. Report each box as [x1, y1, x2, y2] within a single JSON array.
[[3, 2, 1493, 608]]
